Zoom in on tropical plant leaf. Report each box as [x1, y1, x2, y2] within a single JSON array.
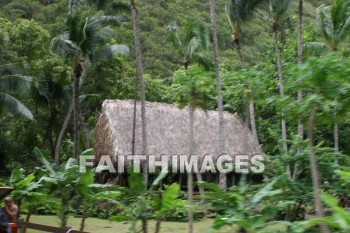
[[0, 93, 33, 120]]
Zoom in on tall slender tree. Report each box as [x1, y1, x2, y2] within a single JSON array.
[[209, 0, 226, 193], [225, 0, 263, 147], [130, 0, 148, 184], [292, 0, 304, 180], [167, 19, 211, 70], [304, 0, 350, 156], [168, 19, 210, 233], [51, 2, 129, 161], [265, 0, 294, 178]]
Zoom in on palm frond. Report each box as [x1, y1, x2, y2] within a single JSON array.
[[79, 94, 100, 103], [97, 26, 116, 40], [226, 0, 264, 31], [89, 44, 129, 63], [265, 0, 294, 21], [80, 14, 120, 54], [182, 18, 209, 53], [0, 92, 33, 120], [316, 5, 334, 44], [0, 63, 22, 75], [50, 32, 80, 59], [186, 37, 201, 59], [333, 0, 350, 42], [303, 42, 328, 56], [90, 14, 122, 26], [110, 1, 131, 14], [85, 0, 109, 10], [167, 22, 183, 51], [192, 53, 214, 71], [225, 4, 235, 31], [0, 75, 32, 96]]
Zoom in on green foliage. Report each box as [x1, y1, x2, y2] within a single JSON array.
[[0, 62, 33, 120], [169, 65, 216, 109], [292, 170, 350, 232], [1, 0, 349, 230], [284, 53, 350, 124], [201, 176, 293, 232], [167, 17, 212, 70], [110, 172, 185, 232]]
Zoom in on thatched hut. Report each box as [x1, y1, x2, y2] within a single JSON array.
[[94, 100, 262, 186]]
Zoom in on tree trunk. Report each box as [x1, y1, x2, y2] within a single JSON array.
[[234, 38, 245, 69], [334, 121, 339, 153], [307, 107, 330, 233], [195, 172, 205, 197], [142, 218, 148, 233], [188, 102, 195, 233], [293, 0, 304, 181], [72, 61, 82, 159], [209, 0, 226, 191], [54, 102, 73, 165], [80, 201, 88, 232], [54, 67, 87, 165], [132, 77, 138, 155], [130, 0, 148, 185], [334, 122, 339, 164], [248, 95, 259, 147], [78, 106, 90, 150], [273, 28, 290, 178], [234, 38, 259, 147], [43, 106, 59, 156], [154, 218, 161, 233], [59, 194, 69, 228]]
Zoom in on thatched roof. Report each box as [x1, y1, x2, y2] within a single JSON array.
[[94, 100, 261, 165]]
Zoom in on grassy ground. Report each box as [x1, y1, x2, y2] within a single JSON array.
[[26, 215, 228, 233], [26, 215, 285, 233]]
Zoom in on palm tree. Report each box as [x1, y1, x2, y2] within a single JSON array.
[[225, 0, 263, 147], [129, 0, 148, 187], [51, 2, 129, 161], [265, 0, 294, 177], [293, 0, 303, 181], [304, 0, 350, 155], [225, 0, 263, 68], [168, 18, 210, 233], [209, 0, 226, 193], [0, 64, 33, 120], [167, 19, 211, 70], [307, 107, 330, 233]]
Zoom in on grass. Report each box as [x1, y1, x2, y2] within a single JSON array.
[[26, 215, 286, 233], [26, 215, 230, 233]]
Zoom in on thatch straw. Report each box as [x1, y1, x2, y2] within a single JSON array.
[[94, 100, 261, 165]]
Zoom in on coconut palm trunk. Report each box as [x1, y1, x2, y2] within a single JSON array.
[[293, 0, 304, 180], [233, 35, 259, 147], [55, 102, 73, 165], [130, 0, 148, 184], [334, 120, 339, 165], [72, 60, 82, 159], [233, 35, 245, 69], [188, 101, 195, 233], [78, 108, 90, 150], [307, 107, 330, 233], [273, 25, 290, 177], [55, 68, 87, 165], [209, 0, 226, 191]]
